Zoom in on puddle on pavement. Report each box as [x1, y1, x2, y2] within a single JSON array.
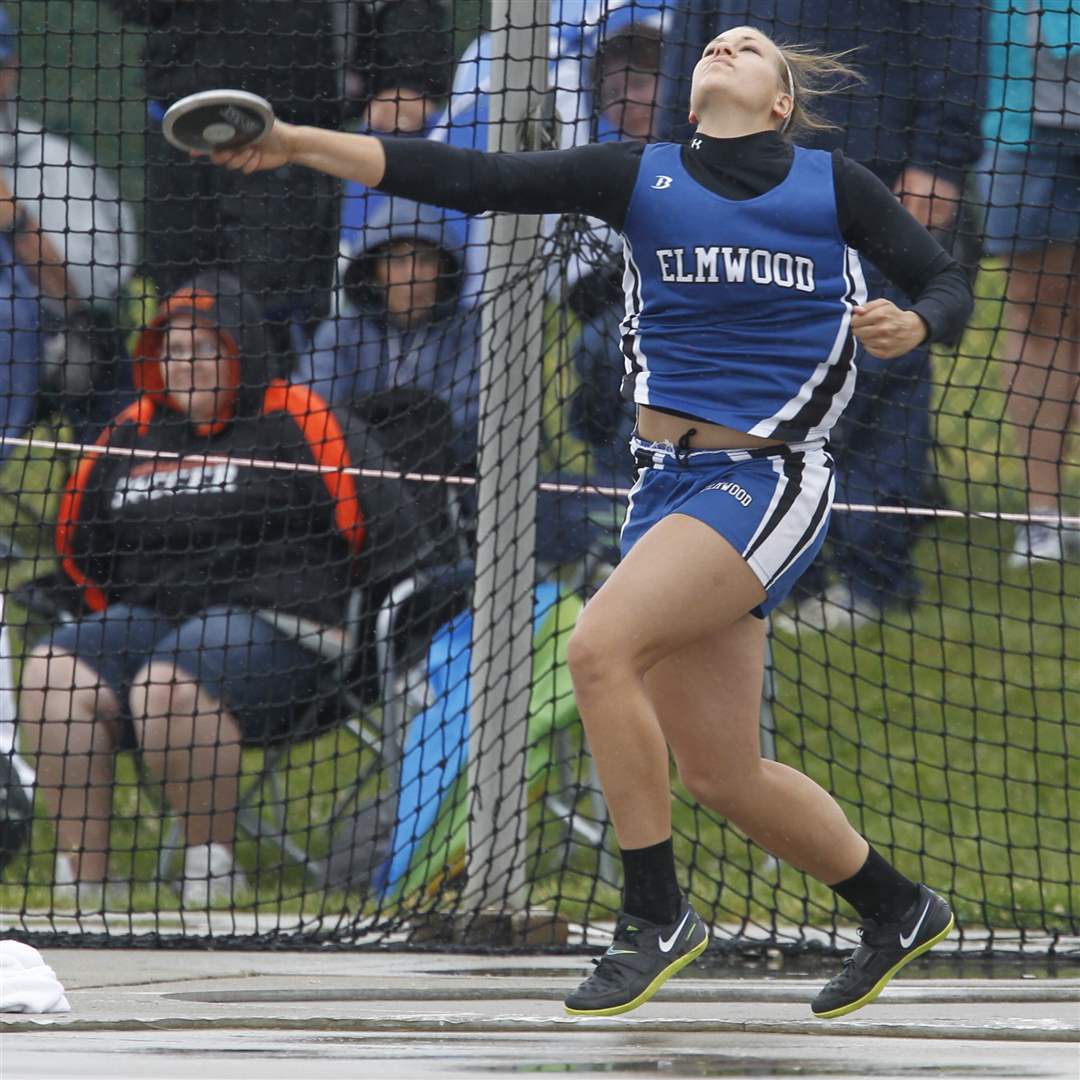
[[485, 1059, 1036, 1076]]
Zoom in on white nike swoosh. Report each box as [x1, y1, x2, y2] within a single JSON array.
[[658, 910, 692, 953], [605, 948, 637, 956], [899, 898, 932, 949]]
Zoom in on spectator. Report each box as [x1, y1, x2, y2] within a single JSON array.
[[673, 2, 981, 631], [301, 195, 609, 570], [584, 2, 665, 144], [300, 198, 481, 469], [559, 2, 666, 313], [339, 0, 454, 255], [561, 3, 670, 564], [977, 1, 1080, 567], [363, 0, 454, 136], [19, 273, 430, 911], [0, 10, 135, 437], [108, 0, 341, 353]]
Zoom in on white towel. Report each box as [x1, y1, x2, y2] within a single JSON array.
[[0, 940, 71, 1013]]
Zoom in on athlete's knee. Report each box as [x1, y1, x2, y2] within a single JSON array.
[[677, 759, 762, 818], [567, 614, 645, 693], [566, 623, 610, 690]]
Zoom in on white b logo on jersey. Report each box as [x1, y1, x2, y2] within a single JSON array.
[[652, 175, 673, 190]]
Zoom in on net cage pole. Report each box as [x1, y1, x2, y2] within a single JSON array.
[[466, 0, 552, 917]]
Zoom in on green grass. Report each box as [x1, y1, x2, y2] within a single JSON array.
[[762, 516, 1080, 933]]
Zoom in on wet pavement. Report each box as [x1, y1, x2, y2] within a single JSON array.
[[2, 949, 1077, 1079]]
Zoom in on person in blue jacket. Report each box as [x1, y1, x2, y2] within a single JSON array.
[[298, 198, 481, 469], [976, 1, 1080, 568], [210, 20, 971, 1023], [665, 1, 982, 631]]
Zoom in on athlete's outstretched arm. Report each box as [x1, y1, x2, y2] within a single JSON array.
[[210, 120, 642, 227]]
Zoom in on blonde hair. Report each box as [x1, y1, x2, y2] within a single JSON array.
[[774, 43, 864, 141]]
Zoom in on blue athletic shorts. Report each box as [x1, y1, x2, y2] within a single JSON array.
[[38, 604, 333, 747], [974, 135, 1080, 256], [620, 436, 834, 618]]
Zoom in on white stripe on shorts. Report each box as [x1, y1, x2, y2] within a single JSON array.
[[742, 446, 834, 589]]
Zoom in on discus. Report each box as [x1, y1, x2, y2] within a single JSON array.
[[162, 90, 275, 154]]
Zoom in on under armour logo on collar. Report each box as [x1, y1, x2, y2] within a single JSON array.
[[690, 138, 702, 149]]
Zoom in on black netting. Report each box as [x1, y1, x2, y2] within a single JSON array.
[[0, 1, 1075, 960]]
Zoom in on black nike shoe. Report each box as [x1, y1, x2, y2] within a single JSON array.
[[812, 884, 955, 1018], [564, 900, 709, 1017]]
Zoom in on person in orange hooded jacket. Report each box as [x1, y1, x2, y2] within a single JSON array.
[[20, 272, 427, 911]]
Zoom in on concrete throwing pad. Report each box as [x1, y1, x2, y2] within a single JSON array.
[[2, 950, 1078, 1079]]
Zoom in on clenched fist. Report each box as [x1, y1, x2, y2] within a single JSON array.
[[851, 298, 927, 359]]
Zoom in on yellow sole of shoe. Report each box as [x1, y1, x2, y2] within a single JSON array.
[[812, 914, 956, 1019], [564, 934, 709, 1018]]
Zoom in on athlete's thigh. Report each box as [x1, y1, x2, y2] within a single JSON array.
[[645, 612, 768, 782], [574, 511, 767, 674]]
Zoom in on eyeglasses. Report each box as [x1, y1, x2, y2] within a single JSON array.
[[163, 342, 222, 362]]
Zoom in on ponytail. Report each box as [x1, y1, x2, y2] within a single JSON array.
[[775, 44, 864, 141]]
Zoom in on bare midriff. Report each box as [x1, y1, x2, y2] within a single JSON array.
[[636, 404, 786, 450]]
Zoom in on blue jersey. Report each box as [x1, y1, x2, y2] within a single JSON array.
[[619, 142, 867, 442]]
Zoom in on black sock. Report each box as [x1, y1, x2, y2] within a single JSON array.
[[830, 846, 921, 923], [620, 838, 682, 925]]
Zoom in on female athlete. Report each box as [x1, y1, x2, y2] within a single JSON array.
[[210, 24, 972, 1018]]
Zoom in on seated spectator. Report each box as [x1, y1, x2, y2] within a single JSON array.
[[301, 197, 612, 570], [573, 6, 666, 311], [19, 274, 430, 911], [0, 10, 136, 437], [301, 199, 481, 468]]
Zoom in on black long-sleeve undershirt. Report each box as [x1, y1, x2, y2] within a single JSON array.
[[377, 130, 973, 344]]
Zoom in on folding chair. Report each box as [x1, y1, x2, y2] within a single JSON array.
[[316, 560, 477, 895]]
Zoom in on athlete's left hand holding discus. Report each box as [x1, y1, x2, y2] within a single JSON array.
[[207, 120, 295, 173], [197, 27, 968, 1022], [207, 120, 388, 189], [851, 298, 928, 359]]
